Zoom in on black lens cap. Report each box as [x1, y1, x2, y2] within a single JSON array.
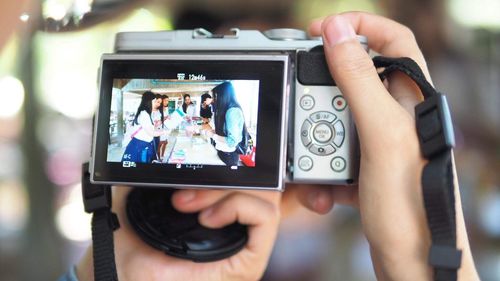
[[126, 188, 248, 262]]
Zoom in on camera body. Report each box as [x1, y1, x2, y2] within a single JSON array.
[[90, 28, 367, 191]]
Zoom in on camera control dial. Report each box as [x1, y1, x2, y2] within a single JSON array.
[[300, 111, 346, 156], [264, 28, 308, 40]]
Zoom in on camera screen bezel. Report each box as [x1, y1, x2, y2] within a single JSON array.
[[91, 54, 289, 190]]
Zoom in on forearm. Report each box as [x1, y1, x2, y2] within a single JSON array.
[[212, 134, 236, 152], [142, 126, 164, 137], [370, 178, 479, 281], [453, 175, 480, 281]]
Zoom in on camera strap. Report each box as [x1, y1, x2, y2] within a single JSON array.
[[82, 163, 120, 281], [373, 56, 462, 281]]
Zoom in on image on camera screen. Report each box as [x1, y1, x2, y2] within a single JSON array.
[[106, 79, 259, 168]]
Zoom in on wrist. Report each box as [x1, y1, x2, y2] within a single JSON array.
[[76, 248, 94, 281]]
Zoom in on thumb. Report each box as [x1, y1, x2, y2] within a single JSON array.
[[321, 15, 399, 143]]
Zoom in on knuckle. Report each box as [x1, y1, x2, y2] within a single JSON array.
[[265, 202, 281, 223], [331, 47, 375, 80], [398, 24, 417, 43], [229, 192, 281, 223], [225, 192, 245, 204], [392, 24, 428, 68]]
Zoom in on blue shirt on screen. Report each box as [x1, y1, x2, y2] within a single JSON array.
[[224, 107, 244, 148]]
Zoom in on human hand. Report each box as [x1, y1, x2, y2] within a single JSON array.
[[284, 12, 479, 280], [76, 187, 280, 281], [204, 129, 215, 138]]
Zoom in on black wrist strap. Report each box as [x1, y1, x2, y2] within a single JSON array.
[[82, 163, 120, 281], [373, 56, 462, 281]]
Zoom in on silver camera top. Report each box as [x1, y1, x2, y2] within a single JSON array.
[[114, 28, 367, 52]]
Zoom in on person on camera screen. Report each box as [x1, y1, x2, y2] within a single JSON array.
[[122, 92, 166, 164], [204, 82, 247, 166], [200, 92, 214, 122]]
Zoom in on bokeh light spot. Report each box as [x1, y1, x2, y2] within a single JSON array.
[[0, 182, 28, 237], [0, 76, 25, 118], [55, 184, 92, 242]]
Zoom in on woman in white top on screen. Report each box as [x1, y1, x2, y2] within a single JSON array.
[[151, 94, 164, 158], [181, 93, 197, 117], [122, 91, 166, 163], [157, 95, 171, 160], [161, 95, 170, 119]]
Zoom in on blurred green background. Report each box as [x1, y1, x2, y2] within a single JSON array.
[[0, 0, 499, 280]]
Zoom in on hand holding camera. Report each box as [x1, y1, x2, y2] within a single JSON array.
[[77, 187, 280, 281], [285, 13, 479, 280]]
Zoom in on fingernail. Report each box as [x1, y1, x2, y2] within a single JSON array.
[[178, 190, 196, 203], [323, 15, 356, 47]]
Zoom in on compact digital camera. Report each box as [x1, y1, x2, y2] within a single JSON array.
[[90, 28, 368, 191]]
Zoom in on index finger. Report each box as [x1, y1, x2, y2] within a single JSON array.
[[308, 12, 431, 81]]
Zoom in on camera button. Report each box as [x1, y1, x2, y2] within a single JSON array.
[[332, 95, 347, 111], [331, 157, 347, 172], [310, 111, 336, 123], [298, 156, 313, 171], [264, 28, 308, 40], [332, 120, 345, 147], [313, 123, 333, 143], [301, 120, 312, 146], [309, 144, 335, 156], [300, 95, 315, 111]]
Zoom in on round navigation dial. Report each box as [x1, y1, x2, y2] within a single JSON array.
[[300, 110, 346, 158]]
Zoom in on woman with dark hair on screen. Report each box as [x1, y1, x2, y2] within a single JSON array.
[[182, 93, 197, 117], [157, 95, 170, 160], [205, 82, 245, 166], [122, 91, 166, 163], [199, 92, 213, 123], [152, 94, 164, 158]]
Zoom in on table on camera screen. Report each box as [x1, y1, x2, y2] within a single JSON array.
[[162, 127, 225, 166]]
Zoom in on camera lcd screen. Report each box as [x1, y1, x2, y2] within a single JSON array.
[[92, 55, 287, 189], [107, 79, 260, 167]]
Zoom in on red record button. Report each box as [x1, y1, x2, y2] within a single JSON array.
[[332, 95, 347, 111]]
